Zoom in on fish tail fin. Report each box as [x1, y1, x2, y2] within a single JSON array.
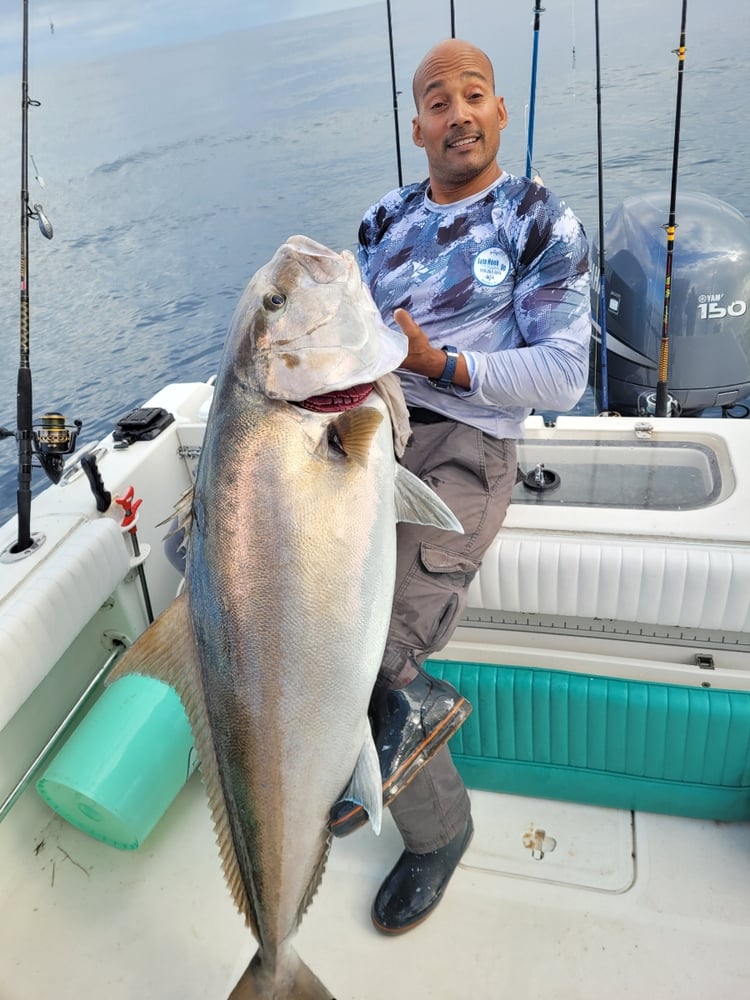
[[395, 464, 464, 533], [228, 949, 334, 999]]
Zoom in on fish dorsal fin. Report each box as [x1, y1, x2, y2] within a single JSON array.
[[394, 464, 464, 533], [330, 407, 383, 466], [157, 485, 195, 554], [105, 594, 259, 936], [172, 485, 195, 539], [106, 592, 194, 691]]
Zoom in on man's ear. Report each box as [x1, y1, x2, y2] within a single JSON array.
[[412, 115, 424, 148], [497, 96, 508, 131]]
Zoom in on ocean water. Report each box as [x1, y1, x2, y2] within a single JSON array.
[[0, 0, 747, 524]]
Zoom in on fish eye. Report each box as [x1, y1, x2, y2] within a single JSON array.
[[265, 291, 286, 310]]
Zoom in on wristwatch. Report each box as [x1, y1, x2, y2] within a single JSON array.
[[428, 345, 459, 389]]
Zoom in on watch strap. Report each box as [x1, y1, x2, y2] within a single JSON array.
[[429, 345, 459, 389]]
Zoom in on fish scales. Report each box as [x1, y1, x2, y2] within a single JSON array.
[[191, 394, 393, 951]]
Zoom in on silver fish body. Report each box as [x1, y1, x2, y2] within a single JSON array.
[[109, 236, 462, 998]]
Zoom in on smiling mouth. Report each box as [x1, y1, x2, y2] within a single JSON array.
[[447, 135, 480, 150]]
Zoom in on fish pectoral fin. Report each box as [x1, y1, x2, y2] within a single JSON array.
[[394, 464, 464, 533], [340, 732, 383, 836], [329, 406, 383, 467]]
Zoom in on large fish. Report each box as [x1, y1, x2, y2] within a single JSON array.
[[108, 235, 462, 999]]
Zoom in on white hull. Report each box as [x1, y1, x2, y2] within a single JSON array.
[[2, 380, 749, 998]]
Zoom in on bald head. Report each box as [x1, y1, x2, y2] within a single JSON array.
[[409, 38, 506, 203], [412, 39, 496, 110]]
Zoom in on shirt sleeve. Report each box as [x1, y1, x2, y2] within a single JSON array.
[[459, 201, 592, 412]]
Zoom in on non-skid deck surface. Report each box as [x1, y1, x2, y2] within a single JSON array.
[[2, 774, 750, 999]]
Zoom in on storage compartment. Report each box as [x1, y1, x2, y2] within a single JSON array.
[[513, 437, 729, 509]]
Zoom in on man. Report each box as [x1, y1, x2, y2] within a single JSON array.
[[330, 38, 591, 935]]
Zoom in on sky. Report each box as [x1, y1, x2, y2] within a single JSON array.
[[0, 0, 375, 75], [2, 0, 739, 81]]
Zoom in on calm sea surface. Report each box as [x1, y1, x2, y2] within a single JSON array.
[[0, 0, 747, 523]]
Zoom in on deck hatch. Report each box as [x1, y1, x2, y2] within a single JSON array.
[[512, 438, 725, 509]]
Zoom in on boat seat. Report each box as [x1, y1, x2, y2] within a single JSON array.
[[0, 515, 131, 733], [469, 531, 750, 633]]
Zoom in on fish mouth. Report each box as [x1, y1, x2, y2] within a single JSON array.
[[280, 235, 350, 284], [297, 382, 373, 412]]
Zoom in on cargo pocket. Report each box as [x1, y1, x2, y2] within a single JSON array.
[[415, 542, 481, 655], [478, 434, 518, 500]]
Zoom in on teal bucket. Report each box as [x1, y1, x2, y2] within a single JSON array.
[[37, 674, 198, 850]]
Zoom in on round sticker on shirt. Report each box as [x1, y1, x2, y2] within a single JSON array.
[[473, 247, 511, 286]]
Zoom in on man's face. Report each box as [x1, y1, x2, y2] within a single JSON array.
[[412, 44, 507, 196]]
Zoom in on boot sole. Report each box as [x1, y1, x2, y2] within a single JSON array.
[[329, 696, 472, 838]]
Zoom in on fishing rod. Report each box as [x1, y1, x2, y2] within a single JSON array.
[[1, 0, 80, 558], [654, 0, 688, 418], [384, 0, 459, 188], [525, 0, 545, 179], [593, 0, 609, 411], [385, 0, 403, 186]]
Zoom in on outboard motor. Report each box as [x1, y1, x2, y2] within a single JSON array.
[[590, 191, 750, 415]]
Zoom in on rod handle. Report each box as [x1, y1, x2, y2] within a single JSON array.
[[81, 453, 112, 512]]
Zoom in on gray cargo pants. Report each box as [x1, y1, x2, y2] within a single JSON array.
[[380, 417, 518, 853]]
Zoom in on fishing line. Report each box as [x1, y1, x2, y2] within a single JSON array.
[[594, 0, 609, 411], [570, 0, 576, 71], [655, 0, 688, 418], [30, 153, 45, 187]]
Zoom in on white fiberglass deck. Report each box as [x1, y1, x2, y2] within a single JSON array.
[[2, 769, 749, 999]]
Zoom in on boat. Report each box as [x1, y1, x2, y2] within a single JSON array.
[[2, 2, 750, 998]]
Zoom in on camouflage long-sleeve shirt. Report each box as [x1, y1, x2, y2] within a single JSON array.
[[358, 172, 591, 439]]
